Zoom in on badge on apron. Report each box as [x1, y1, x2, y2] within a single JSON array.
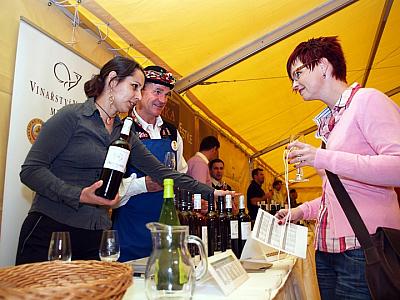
[[171, 140, 178, 151]]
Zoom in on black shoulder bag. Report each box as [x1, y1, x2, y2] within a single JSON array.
[[324, 167, 400, 299]]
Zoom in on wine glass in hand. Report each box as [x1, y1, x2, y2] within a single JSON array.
[[99, 230, 120, 262], [288, 134, 309, 183], [164, 151, 176, 170], [48, 231, 72, 262]]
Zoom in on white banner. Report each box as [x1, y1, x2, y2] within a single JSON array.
[[0, 19, 99, 266]]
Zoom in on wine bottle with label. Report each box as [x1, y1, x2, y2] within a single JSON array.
[[225, 194, 239, 258], [217, 196, 228, 252], [156, 178, 184, 291], [159, 179, 180, 225], [205, 192, 218, 257], [95, 117, 133, 199], [238, 195, 251, 257], [178, 189, 191, 226], [193, 193, 207, 255]]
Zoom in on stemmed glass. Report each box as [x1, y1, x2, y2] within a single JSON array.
[[288, 134, 309, 183], [164, 151, 176, 170], [48, 231, 72, 262], [99, 230, 120, 262]]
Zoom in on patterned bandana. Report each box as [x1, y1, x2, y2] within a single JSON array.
[[144, 66, 176, 89]]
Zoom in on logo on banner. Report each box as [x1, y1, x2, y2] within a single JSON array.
[[26, 118, 44, 144], [53, 62, 82, 91]]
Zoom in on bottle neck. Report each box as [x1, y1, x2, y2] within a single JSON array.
[[225, 196, 232, 209], [120, 117, 133, 140], [217, 197, 225, 213], [239, 196, 246, 210], [207, 193, 215, 212], [164, 184, 174, 199], [208, 201, 215, 212]]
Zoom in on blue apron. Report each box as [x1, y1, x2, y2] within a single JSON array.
[[113, 138, 175, 261]]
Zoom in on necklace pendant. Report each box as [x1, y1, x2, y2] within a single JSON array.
[[106, 117, 113, 125]]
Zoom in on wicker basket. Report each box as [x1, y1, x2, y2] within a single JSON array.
[[0, 260, 132, 300]]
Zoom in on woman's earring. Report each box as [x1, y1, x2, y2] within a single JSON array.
[[108, 92, 114, 108]]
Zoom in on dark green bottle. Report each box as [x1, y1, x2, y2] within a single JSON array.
[[206, 192, 218, 257]]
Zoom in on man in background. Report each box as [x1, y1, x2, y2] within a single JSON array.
[[209, 158, 232, 190], [289, 188, 299, 208], [187, 135, 220, 186], [247, 168, 271, 220], [271, 179, 286, 208]]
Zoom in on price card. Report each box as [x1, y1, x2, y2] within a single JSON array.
[[207, 250, 249, 295]]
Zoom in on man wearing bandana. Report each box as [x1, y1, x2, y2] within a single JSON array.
[[112, 66, 187, 261]]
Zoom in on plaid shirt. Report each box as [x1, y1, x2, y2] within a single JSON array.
[[313, 83, 361, 253]]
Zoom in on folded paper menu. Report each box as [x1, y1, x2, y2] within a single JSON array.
[[250, 208, 308, 259]]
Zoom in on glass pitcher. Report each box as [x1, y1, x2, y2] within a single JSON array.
[[145, 222, 208, 300]]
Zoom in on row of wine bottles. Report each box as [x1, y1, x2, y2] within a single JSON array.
[[94, 116, 253, 261], [174, 189, 251, 259], [257, 201, 282, 216]]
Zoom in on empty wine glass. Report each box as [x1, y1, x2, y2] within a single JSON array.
[[164, 151, 176, 170], [288, 134, 309, 183], [99, 230, 120, 262], [48, 231, 72, 262]]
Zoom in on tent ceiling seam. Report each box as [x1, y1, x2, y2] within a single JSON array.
[[175, 0, 357, 93]]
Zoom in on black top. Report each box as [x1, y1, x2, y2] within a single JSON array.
[[246, 180, 265, 220], [212, 182, 232, 191]]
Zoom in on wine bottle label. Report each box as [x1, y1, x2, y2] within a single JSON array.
[[103, 146, 130, 172], [121, 117, 133, 136], [240, 222, 251, 240], [194, 196, 202, 210], [230, 220, 239, 239], [201, 226, 208, 253]]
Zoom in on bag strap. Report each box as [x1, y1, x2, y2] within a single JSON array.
[[321, 142, 380, 264]]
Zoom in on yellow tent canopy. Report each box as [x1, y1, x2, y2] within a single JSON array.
[[59, 0, 400, 193]]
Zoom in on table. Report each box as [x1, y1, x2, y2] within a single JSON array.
[[124, 224, 320, 300], [123, 253, 320, 300]]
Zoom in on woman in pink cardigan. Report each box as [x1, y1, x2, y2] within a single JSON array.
[[276, 36, 400, 300]]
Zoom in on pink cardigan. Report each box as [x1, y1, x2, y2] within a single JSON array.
[[299, 88, 400, 237]]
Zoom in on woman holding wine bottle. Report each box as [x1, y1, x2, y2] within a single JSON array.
[[275, 36, 400, 300], [16, 56, 217, 265]]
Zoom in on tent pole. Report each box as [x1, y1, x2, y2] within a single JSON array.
[[361, 0, 394, 87]]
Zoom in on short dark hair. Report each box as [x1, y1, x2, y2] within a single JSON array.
[[289, 188, 296, 194], [273, 179, 282, 188], [251, 168, 263, 178], [286, 36, 347, 82], [84, 56, 143, 98], [209, 158, 224, 170], [199, 136, 220, 151]]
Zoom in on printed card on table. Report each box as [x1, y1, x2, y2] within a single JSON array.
[[251, 208, 308, 259]]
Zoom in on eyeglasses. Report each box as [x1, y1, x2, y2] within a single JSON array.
[[291, 59, 319, 81]]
